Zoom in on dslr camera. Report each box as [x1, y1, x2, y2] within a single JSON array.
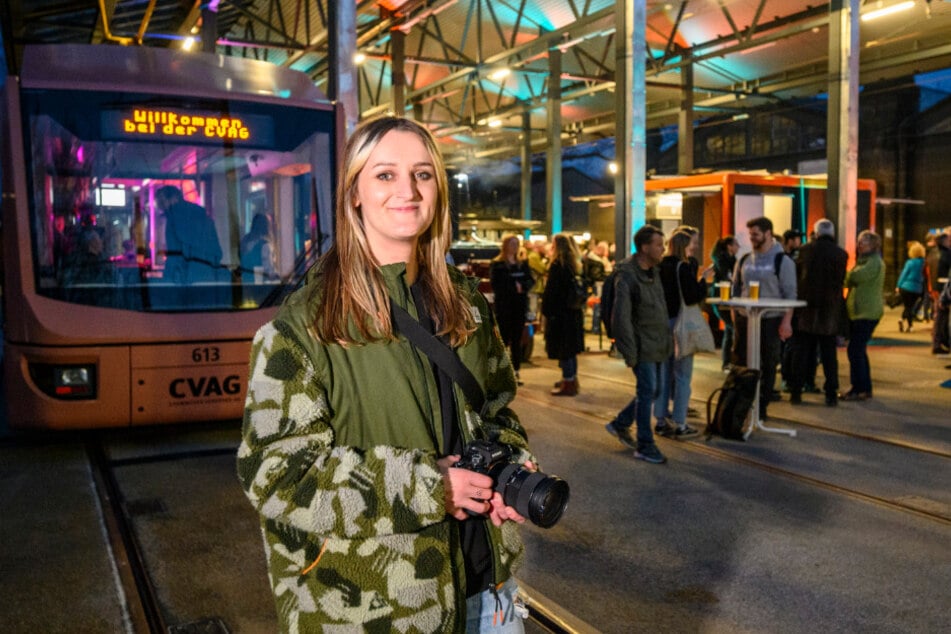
[[453, 440, 569, 529]]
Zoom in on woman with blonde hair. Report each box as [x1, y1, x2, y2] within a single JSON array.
[[652, 227, 713, 437], [896, 240, 926, 333], [841, 230, 885, 401], [490, 234, 535, 384], [543, 233, 586, 395], [238, 116, 538, 632]]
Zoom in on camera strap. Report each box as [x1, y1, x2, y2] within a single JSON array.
[[390, 299, 487, 418]]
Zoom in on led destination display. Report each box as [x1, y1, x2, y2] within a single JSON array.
[[102, 107, 274, 146]]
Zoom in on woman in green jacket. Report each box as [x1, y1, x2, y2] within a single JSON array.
[[237, 116, 539, 632], [841, 230, 885, 401]]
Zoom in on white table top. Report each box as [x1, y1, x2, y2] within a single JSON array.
[[707, 297, 806, 309]]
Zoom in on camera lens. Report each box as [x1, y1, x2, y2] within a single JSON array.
[[492, 464, 570, 529]]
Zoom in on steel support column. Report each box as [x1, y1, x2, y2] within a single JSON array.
[[827, 0, 859, 255], [328, 0, 358, 134], [521, 111, 533, 229], [547, 47, 562, 235], [614, 0, 647, 257], [392, 28, 405, 116], [678, 56, 694, 175]]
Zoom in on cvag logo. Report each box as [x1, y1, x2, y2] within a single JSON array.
[[169, 375, 242, 399]]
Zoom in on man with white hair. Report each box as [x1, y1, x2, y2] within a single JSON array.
[[788, 218, 848, 406]]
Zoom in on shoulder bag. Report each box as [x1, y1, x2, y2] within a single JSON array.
[[673, 261, 716, 359]]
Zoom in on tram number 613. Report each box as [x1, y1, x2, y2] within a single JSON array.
[[193, 347, 221, 363]]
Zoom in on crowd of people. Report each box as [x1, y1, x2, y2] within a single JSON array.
[[502, 217, 950, 465]]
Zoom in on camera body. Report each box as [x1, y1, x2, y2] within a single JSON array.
[[454, 440, 569, 529]]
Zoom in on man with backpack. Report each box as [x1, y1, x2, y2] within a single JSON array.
[[604, 224, 670, 464], [731, 216, 797, 421]]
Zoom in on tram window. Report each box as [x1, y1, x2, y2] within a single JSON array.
[[18, 88, 334, 312]]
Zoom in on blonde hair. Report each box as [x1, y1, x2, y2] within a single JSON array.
[[311, 116, 474, 346], [493, 234, 520, 262], [549, 233, 581, 275], [907, 241, 926, 259], [667, 230, 694, 262]]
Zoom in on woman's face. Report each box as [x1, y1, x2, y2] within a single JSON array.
[[686, 233, 699, 258], [727, 241, 739, 256], [503, 237, 519, 259], [354, 130, 437, 263]]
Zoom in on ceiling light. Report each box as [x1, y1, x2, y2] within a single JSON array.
[[182, 37, 196, 51], [488, 119, 503, 128], [353, 52, 367, 65], [489, 68, 511, 81], [861, 1, 915, 22]]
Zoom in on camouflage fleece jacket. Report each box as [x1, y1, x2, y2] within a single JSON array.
[[237, 262, 533, 633]]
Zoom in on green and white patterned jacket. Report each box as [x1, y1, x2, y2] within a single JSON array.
[[237, 262, 533, 633]]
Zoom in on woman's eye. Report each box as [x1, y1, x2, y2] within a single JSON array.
[[415, 171, 433, 181], [375, 172, 393, 181]]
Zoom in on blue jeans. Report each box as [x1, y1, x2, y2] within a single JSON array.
[[465, 579, 526, 633], [559, 356, 577, 380], [653, 352, 695, 425], [847, 319, 878, 394], [613, 361, 662, 446]]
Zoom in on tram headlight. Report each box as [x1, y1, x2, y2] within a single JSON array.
[[28, 362, 97, 399]]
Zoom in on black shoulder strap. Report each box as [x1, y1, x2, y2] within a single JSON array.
[[390, 300, 487, 416], [774, 251, 786, 277]]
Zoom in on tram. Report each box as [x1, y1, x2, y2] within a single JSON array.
[[0, 44, 340, 429]]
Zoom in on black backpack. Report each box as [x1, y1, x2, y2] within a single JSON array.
[[599, 268, 618, 338], [705, 366, 761, 440]]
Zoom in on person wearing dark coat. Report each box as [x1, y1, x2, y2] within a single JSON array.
[[789, 219, 848, 406], [543, 234, 586, 396], [490, 235, 535, 383]]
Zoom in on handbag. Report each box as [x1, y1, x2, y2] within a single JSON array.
[[885, 290, 903, 309], [673, 262, 716, 359]]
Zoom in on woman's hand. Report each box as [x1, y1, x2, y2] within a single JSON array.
[[485, 459, 535, 526], [437, 455, 494, 520]]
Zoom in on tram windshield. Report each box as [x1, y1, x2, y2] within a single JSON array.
[[20, 88, 335, 312]]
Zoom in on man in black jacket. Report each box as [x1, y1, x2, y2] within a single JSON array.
[[788, 219, 848, 406]]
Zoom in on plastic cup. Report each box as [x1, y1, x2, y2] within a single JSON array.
[[749, 280, 760, 300], [718, 282, 730, 300]]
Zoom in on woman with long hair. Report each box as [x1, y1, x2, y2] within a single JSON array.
[[841, 230, 885, 401], [543, 234, 586, 396], [710, 235, 739, 369], [237, 116, 537, 632], [896, 241, 926, 333], [490, 234, 535, 384], [653, 227, 714, 437]]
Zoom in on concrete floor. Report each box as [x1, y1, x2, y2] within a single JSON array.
[[1, 306, 948, 633]]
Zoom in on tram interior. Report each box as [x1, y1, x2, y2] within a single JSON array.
[[24, 93, 331, 313]]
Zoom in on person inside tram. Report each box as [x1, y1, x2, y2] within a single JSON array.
[[237, 115, 538, 632], [239, 212, 279, 283], [155, 185, 223, 284]]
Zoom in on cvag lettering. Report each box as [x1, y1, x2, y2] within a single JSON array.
[[169, 374, 242, 399]]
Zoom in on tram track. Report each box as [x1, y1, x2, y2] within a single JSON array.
[[83, 435, 581, 634], [515, 383, 951, 527]]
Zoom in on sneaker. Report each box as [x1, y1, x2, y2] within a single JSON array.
[[634, 443, 667, 464], [674, 424, 699, 438], [606, 421, 637, 449], [654, 418, 675, 437]]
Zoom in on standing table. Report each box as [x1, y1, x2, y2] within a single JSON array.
[[708, 297, 806, 439]]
